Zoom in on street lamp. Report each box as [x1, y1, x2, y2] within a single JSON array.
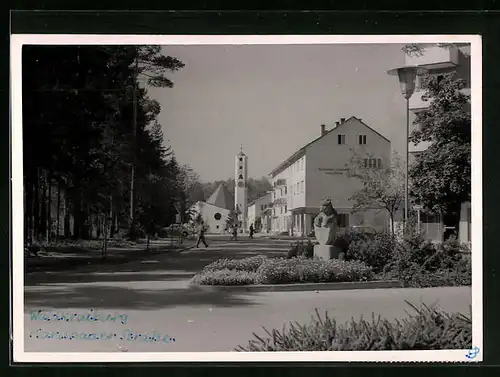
[[387, 65, 427, 228]]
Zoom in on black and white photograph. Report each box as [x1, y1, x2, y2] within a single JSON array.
[[11, 35, 482, 362]]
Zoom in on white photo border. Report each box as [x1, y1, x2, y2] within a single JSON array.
[[11, 34, 483, 363]]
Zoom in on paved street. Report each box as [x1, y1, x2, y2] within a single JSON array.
[[24, 237, 472, 352]]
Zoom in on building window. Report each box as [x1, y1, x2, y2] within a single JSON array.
[[358, 135, 367, 145], [239, 157, 243, 162], [338, 214, 349, 227], [284, 205, 287, 212], [436, 75, 444, 84], [239, 165, 242, 169], [301, 181, 304, 193], [284, 186, 287, 194], [214, 213, 222, 220], [216, 225, 219, 229], [238, 174, 243, 179], [337, 134, 346, 145], [364, 158, 381, 168]]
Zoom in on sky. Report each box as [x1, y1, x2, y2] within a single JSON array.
[[146, 43, 408, 182]]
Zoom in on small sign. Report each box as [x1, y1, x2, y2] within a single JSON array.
[[414, 205, 423, 211], [318, 167, 349, 176]]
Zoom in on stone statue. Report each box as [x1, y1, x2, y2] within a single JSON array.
[[313, 199, 340, 260]]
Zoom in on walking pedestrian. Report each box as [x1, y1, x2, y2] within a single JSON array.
[[249, 224, 254, 239], [196, 222, 209, 248]]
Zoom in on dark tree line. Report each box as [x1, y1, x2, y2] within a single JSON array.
[[22, 45, 186, 243]]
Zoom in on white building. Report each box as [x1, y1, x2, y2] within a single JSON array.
[[397, 43, 471, 243], [247, 192, 272, 232], [189, 183, 233, 234], [268, 116, 391, 236]]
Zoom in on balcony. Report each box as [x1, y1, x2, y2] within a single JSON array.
[[273, 197, 287, 206], [409, 90, 430, 111], [410, 87, 471, 112], [409, 140, 432, 153], [273, 179, 287, 187], [405, 45, 459, 70]]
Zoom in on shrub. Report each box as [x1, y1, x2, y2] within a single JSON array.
[[191, 255, 374, 285], [191, 269, 259, 285], [202, 255, 268, 273], [383, 236, 472, 288], [287, 239, 315, 259], [346, 230, 396, 273], [236, 301, 472, 351], [255, 257, 374, 284]]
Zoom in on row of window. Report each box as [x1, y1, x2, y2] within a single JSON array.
[[364, 158, 383, 169], [271, 206, 288, 216], [337, 134, 368, 145], [293, 181, 304, 195], [291, 157, 305, 173]]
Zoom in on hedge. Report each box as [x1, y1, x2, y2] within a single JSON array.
[[236, 301, 472, 351], [191, 255, 374, 286]]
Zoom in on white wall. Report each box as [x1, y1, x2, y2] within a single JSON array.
[[306, 117, 391, 210], [190, 202, 230, 234], [247, 192, 272, 230]]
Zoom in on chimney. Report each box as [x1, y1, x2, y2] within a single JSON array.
[[340, 117, 346, 123], [335, 121, 340, 127], [321, 124, 326, 136]]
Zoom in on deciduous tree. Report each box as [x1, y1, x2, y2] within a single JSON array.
[[347, 151, 405, 235]]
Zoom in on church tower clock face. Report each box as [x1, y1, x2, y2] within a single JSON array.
[[238, 181, 244, 188]]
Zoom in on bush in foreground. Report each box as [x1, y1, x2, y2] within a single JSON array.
[[191, 256, 374, 285], [236, 301, 472, 351]]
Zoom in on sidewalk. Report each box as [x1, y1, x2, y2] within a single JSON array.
[[24, 239, 196, 273]]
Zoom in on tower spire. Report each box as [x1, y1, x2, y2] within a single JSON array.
[[240, 144, 243, 153]]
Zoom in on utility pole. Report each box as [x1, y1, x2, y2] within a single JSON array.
[[129, 47, 139, 240]]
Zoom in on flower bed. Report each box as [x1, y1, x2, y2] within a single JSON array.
[[190, 255, 374, 286], [236, 301, 472, 351]]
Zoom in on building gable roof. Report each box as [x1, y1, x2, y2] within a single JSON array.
[[269, 116, 390, 177], [206, 183, 234, 210], [247, 192, 272, 208]]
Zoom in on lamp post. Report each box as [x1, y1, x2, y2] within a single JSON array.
[[387, 65, 427, 229]]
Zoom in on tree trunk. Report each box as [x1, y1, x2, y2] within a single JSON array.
[[33, 169, 40, 241], [56, 181, 61, 241], [389, 213, 395, 236], [40, 170, 47, 242], [25, 175, 34, 243], [72, 189, 82, 240], [46, 171, 52, 243]]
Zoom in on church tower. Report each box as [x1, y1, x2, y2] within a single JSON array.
[[235, 146, 248, 232]]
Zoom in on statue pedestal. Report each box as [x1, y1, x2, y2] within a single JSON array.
[[314, 245, 343, 261]]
